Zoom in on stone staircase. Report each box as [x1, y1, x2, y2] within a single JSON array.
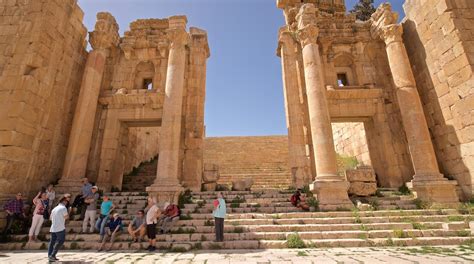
[[217, 162, 292, 189], [204, 136, 293, 189], [122, 157, 157, 192], [2, 189, 473, 251]]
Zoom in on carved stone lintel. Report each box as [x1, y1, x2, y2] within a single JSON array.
[[89, 12, 120, 50], [297, 24, 319, 48], [168, 28, 189, 50]]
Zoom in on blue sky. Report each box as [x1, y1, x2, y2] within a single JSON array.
[[78, 0, 404, 137]]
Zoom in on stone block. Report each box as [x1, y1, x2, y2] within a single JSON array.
[[232, 178, 254, 191], [202, 182, 216, 191], [346, 167, 376, 182], [348, 182, 377, 197]]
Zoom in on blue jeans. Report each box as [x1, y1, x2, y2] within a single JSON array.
[[95, 215, 109, 238], [48, 230, 65, 258]]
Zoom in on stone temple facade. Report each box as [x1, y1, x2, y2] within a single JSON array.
[[0, 0, 209, 203], [0, 0, 473, 208], [276, 0, 473, 207]]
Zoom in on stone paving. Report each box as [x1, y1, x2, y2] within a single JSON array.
[[1, 246, 473, 263]]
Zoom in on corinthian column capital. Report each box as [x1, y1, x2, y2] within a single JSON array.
[[297, 24, 319, 48], [279, 30, 297, 50], [379, 24, 403, 45], [89, 12, 120, 50], [168, 28, 189, 49], [370, 3, 402, 44]]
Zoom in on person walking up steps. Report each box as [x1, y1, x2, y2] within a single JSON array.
[[48, 196, 69, 262], [212, 192, 226, 242]]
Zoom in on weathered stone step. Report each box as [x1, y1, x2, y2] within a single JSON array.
[[2, 236, 472, 251], [16, 228, 472, 244]]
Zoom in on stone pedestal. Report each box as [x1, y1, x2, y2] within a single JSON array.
[[146, 183, 184, 205], [311, 181, 353, 211], [296, 4, 352, 210], [412, 179, 459, 205], [371, 3, 458, 204]]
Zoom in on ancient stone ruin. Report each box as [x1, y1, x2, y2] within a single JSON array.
[[0, 0, 473, 211]]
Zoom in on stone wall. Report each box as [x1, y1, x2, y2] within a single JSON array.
[[0, 0, 87, 196], [204, 136, 290, 170], [332, 122, 371, 166], [403, 0, 474, 199]]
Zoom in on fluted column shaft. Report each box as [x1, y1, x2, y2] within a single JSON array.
[[279, 31, 311, 187], [61, 49, 107, 182], [381, 25, 441, 180], [154, 29, 188, 185], [298, 25, 340, 181]]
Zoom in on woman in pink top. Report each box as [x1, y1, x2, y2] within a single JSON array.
[[28, 191, 48, 242]]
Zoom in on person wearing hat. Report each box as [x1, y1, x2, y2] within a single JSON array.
[[98, 212, 122, 251], [82, 186, 99, 233]]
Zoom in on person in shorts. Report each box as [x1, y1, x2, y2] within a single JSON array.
[[145, 197, 160, 251]]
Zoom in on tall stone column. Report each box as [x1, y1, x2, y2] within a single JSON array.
[[296, 4, 352, 210], [57, 13, 119, 193], [371, 4, 458, 204], [278, 29, 311, 188], [146, 17, 188, 204], [182, 28, 210, 192]]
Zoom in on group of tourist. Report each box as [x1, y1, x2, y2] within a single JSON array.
[[1, 177, 228, 262]]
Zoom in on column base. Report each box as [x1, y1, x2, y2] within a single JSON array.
[[310, 180, 353, 211], [412, 177, 459, 205], [55, 179, 84, 195], [146, 182, 184, 206]]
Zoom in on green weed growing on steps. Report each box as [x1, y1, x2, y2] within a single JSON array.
[[169, 246, 188, 253], [231, 227, 244, 233], [456, 230, 471, 237], [69, 242, 79, 250], [414, 199, 431, 209], [193, 242, 203, 250], [447, 215, 464, 221], [397, 184, 411, 195], [412, 222, 427, 230], [393, 229, 408, 238], [204, 219, 213, 226], [39, 243, 47, 250], [286, 233, 306, 248], [297, 251, 308, 256], [179, 213, 193, 220], [178, 190, 193, 208]]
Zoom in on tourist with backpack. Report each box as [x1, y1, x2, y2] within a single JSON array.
[[290, 189, 309, 211], [159, 203, 180, 234], [212, 192, 226, 242], [28, 191, 49, 242]]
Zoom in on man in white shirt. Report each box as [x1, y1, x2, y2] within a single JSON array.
[[145, 197, 160, 252], [48, 197, 69, 262]]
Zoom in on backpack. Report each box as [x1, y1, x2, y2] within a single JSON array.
[[290, 194, 299, 206]]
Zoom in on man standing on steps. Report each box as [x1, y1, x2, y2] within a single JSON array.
[[145, 197, 160, 251], [48, 196, 69, 262], [213, 192, 226, 242], [82, 186, 99, 233]]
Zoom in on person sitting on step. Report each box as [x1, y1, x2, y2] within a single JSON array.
[[98, 212, 123, 251], [2, 192, 26, 236], [290, 189, 309, 211], [71, 178, 93, 220], [128, 210, 146, 242], [159, 203, 180, 234], [95, 195, 115, 241]]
